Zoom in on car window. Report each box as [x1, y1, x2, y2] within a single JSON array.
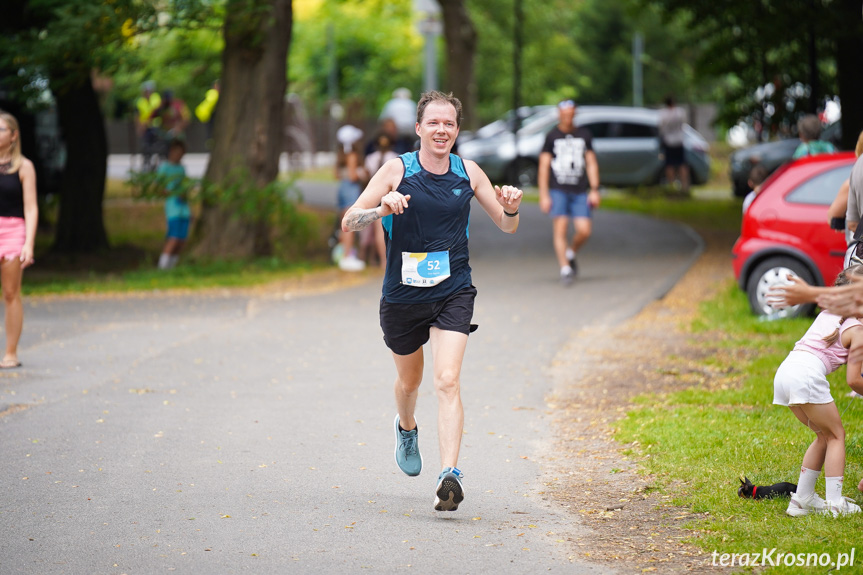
[[518, 111, 557, 136], [785, 165, 854, 205], [618, 122, 658, 138], [580, 122, 609, 138]]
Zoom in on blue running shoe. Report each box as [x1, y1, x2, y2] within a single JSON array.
[[434, 467, 464, 511], [394, 414, 422, 476]]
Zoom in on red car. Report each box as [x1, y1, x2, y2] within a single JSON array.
[[732, 152, 857, 317]]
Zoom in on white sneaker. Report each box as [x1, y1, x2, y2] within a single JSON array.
[[786, 492, 827, 517], [824, 497, 862, 517], [338, 255, 366, 272], [560, 265, 574, 286]]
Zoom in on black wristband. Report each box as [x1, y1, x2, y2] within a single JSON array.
[[830, 217, 846, 231], [503, 209, 519, 217]]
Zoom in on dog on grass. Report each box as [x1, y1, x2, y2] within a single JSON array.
[[738, 476, 797, 499]]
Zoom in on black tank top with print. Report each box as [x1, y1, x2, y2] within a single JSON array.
[[0, 173, 25, 219]]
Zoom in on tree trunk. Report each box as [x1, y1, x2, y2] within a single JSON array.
[[438, 0, 478, 130], [52, 77, 110, 253], [194, 0, 292, 259], [836, 0, 863, 151]]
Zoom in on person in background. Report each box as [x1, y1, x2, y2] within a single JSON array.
[[742, 163, 769, 213], [366, 118, 413, 157], [828, 130, 863, 240], [335, 124, 366, 272], [157, 139, 190, 270], [150, 90, 190, 140], [135, 81, 161, 139], [360, 131, 397, 268], [793, 115, 835, 160], [379, 88, 418, 149], [658, 94, 689, 194], [537, 99, 600, 285], [0, 111, 38, 368], [195, 81, 220, 144], [136, 81, 163, 171]]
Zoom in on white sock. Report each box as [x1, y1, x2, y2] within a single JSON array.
[[796, 466, 819, 497], [565, 248, 575, 260], [826, 476, 844, 502], [560, 265, 572, 275], [158, 253, 172, 270]]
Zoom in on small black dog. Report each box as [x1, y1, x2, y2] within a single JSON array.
[[738, 476, 797, 499]]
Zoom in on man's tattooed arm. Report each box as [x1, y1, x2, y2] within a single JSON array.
[[342, 206, 382, 232]]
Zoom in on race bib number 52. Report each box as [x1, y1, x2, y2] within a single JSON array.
[[401, 251, 451, 287]]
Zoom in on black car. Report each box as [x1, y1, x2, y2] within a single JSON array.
[[729, 121, 842, 197]]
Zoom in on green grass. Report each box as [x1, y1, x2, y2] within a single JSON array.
[[570, 179, 862, 571], [28, 179, 335, 296], [24, 257, 328, 296], [615, 283, 863, 573], [599, 189, 743, 231]]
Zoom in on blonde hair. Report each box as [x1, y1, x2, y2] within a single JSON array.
[[0, 111, 22, 173], [855, 129, 863, 158]]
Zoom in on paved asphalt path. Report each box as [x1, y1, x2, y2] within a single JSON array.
[[1, 170, 701, 574]]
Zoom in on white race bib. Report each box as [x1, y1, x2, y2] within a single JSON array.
[[401, 251, 451, 287]]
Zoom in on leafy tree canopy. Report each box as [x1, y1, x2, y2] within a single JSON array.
[[639, 0, 857, 134], [289, 0, 423, 118]]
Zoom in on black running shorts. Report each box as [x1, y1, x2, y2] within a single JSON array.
[[379, 285, 478, 356]]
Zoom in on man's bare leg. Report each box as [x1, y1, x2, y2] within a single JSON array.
[[392, 347, 424, 431], [392, 347, 425, 476], [428, 327, 468, 469]]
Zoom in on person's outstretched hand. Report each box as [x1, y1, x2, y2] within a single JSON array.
[[766, 274, 816, 308], [816, 277, 863, 317]]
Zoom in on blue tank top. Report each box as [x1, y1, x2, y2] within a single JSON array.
[[381, 152, 473, 304]]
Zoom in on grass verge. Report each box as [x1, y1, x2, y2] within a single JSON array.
[[27, 179, 335, 296], [603, 194, 863, 572]]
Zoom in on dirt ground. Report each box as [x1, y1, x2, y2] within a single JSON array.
[[542, 228, 741, 574]]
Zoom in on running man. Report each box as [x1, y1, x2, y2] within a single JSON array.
[[341, 91, 523, 511]]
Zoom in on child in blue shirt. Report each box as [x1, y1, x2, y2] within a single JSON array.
[[157, 139, 190, 269]]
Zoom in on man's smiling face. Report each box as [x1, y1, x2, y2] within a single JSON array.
[[416, 101, 459, 156]]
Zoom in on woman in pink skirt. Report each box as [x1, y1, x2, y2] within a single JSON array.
[[0, 112, 38, 368]]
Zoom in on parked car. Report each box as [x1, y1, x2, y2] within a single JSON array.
[[456, 105, 550, 145], [457, 105, 711, 188], [728, 121, 842, 197], [731, 152, 855, 317]]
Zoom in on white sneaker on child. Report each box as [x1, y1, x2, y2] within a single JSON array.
[[786, 492, 827, 517], [824, 497, 862, 517]]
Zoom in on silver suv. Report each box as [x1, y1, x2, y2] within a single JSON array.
[[458, 105, 711, 188]]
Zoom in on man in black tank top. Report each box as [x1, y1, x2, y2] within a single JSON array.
[[342, 91, 524, 511]]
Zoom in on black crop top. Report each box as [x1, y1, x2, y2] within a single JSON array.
[[0, 173, 25, 219]]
